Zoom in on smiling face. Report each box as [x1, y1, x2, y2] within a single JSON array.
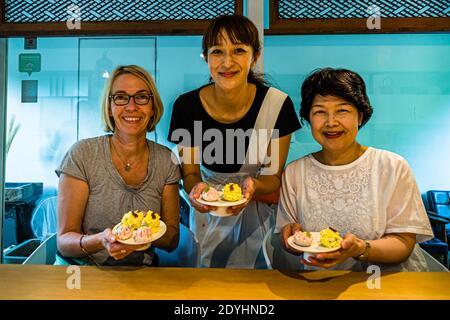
[[309, 95, 363, 154], [206, 30, 257, 91], [109, 73, 154, 137]]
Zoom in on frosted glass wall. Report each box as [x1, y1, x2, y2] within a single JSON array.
[[264, 34, 450, 193], [5, 37, 157, 196], [155, 36, 209, 146], [6, 38, 79, 196]]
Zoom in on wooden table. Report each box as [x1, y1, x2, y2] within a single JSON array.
[[0, 264, 449, 300]]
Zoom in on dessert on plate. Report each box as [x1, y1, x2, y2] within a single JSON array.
[[201, 186, 220, 202], [134, 226, 153, 243], [141, 210, 161, 234], [293, 231, 313, 247], [222, 183, 242, 202], [319, 227, 342, 248], [113, 210, 161, 243], [121, 210, 144, 230], [114, 224, 133, 241]]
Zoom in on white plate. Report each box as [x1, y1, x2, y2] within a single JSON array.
[[197, 197, 247, 217], [112, 220, 167, 250], [287, 232, 341, 254]]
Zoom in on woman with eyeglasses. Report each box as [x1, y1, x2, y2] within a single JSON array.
[[168, 15, 301, 268], [56, 65, 181, 266]]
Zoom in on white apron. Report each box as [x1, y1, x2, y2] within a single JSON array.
[[190, 87, 288, 268]]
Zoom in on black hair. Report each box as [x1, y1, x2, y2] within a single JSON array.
[[202, 14, 267, 86], [299, 68, 373, 128]]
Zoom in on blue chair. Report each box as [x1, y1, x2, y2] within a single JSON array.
[[155, 223, 200, 268], [427, 190, 450, 241], [263, 227, 303, 270], [179, 188, 191, 228], [421, 247, 449, 272], [419, 211, 449, 269], [30, 196, 58, 240], [20, 196, 58, 265], [418, 190, 450, 268], [154, 190, 200, 267]]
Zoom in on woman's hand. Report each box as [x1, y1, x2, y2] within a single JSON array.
[[280, 223, 303, 255], [101, 228, 148, 260], [188, 182, 217, 213], [226, 176, 256, 215], [301, 233, 365, 268]]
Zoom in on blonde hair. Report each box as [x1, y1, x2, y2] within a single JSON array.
[[101, 65, 163, 132]]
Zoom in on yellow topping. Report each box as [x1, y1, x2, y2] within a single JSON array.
[[120, 210, 160, 233], [320, 227, 342, 248], [142, 210, 161, 233], [121, 210, 144, 229], [222, 183, 242, 202]]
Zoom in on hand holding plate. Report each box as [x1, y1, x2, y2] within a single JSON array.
[[281, 223, 304, 256], [301, 233, 363, 268], [102, 228, 136, 260], [189, 182, 217, 213], [227, 177, 255, 215]]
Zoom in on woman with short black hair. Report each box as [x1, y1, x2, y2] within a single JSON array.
[[299, 67, 373, 128], [277, 67, 433, 271]]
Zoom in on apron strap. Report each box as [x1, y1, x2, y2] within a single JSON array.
[[254, 87, 288, 131], [242, 87, 288, 173]]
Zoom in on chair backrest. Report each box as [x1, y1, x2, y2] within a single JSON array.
[[179, 189, 191, 228], [23, 233, 57, 265], [420, 247, 449, 272], [427, 190, 450, 221], [155, 224, 200, 268], [30, 196, 58, 239], [263, 227, 303, 270]]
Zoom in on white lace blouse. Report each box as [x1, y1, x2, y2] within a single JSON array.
[[275, 147, 434, 271]]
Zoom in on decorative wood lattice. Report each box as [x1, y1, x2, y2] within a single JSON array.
[[269, 0, 450, 34], [0, 0, 243, 36], [5, 0, 237, 22]]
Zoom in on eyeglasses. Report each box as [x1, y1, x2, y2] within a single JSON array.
[[109, 93, 153, 106]]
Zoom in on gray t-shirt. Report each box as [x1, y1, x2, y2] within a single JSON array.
[[56, 135, 181, 266]]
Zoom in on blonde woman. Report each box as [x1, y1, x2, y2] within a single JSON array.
[[57, 65, 181, 266]]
